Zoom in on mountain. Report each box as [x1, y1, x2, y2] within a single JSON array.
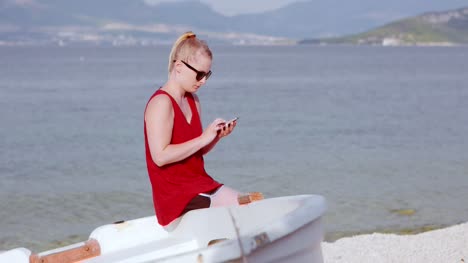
[[233, 0, 468, 38], [300, 7, 468, 46], [1, 0, 468, 46], [0, 0, 210, 26], [0, 0, 249, 46]]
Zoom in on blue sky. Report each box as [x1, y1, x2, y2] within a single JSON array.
[[144, 0, 306, 16]]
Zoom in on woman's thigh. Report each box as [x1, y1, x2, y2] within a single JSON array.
[[210, 186, 240, 207]]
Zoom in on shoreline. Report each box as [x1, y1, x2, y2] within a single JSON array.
[[325, 223, 449, 242], [322, 221, 468, 263]]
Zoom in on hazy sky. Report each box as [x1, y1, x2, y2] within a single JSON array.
[[144, 0, 306, 16]]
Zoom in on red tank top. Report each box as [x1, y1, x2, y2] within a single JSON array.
[[144, 89, 221, 226]]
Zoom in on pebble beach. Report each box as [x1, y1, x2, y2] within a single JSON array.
[[322, 222, 468, 263]]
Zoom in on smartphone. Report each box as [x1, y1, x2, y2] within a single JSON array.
[[227, 117, 239, 124], [217, 117, 239, 127]]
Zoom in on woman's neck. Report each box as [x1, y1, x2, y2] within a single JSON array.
[[162, 80, 187, 101]]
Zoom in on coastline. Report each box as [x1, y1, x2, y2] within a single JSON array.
[[325, 224, 445, 243], [322, 221, 468, 263]]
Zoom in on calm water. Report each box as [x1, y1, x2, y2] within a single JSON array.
[[1, 45, 468, 252]]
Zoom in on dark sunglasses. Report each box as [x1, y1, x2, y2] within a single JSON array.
[[177, 60, 212, 81]]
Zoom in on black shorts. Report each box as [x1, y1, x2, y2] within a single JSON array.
[[181, 186, 222, 215]]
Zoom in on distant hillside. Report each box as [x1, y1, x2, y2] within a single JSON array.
[[301, 7, 468, 46], [228, 0, 468, 39], [0, 0, 288, 46], [1, 0, 468, 46]]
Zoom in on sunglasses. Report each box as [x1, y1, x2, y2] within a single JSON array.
[[178, 60, 212, 81]]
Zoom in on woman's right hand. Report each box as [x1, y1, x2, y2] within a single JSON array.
[[201, 118, 225, 145]]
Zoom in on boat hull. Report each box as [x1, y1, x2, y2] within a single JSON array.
[[0, 195, 327, 263]]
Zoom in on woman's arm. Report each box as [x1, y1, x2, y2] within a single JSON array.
[[145, 95, 218, 167], [201, 136, 220, 155]]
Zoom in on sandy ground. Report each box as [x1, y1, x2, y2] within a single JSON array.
[[322, 222, 468, 263]]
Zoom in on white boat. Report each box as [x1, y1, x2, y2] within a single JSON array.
[[1, 194, 326, 263]]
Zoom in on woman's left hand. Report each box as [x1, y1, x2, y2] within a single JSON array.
[[217, 119, 237, 138]]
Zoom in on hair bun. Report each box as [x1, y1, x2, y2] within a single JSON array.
[[185, 32, 196, 39]]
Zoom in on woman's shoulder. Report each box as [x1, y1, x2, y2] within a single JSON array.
[[189, 93, 200, 107], [189, 93, 201, 113], [191, 92, 200, 102], [145, 90, 174, 116]]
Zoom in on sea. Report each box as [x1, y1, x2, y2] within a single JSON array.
[[1, 45, 468, 252]]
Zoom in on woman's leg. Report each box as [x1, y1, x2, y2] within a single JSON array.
[[209, 186, 240, 207]]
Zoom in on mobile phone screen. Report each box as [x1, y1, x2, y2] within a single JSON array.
[[217, 117, 239, 127]]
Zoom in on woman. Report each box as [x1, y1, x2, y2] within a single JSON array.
[[144, 32, 242, 228]]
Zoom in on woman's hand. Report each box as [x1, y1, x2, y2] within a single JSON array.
[[200, 118, 237, 155], [217, 118, 237, 138], [201, 118, 225, 145]]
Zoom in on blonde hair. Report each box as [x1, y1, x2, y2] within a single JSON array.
[[168, 31, 213, 74]]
